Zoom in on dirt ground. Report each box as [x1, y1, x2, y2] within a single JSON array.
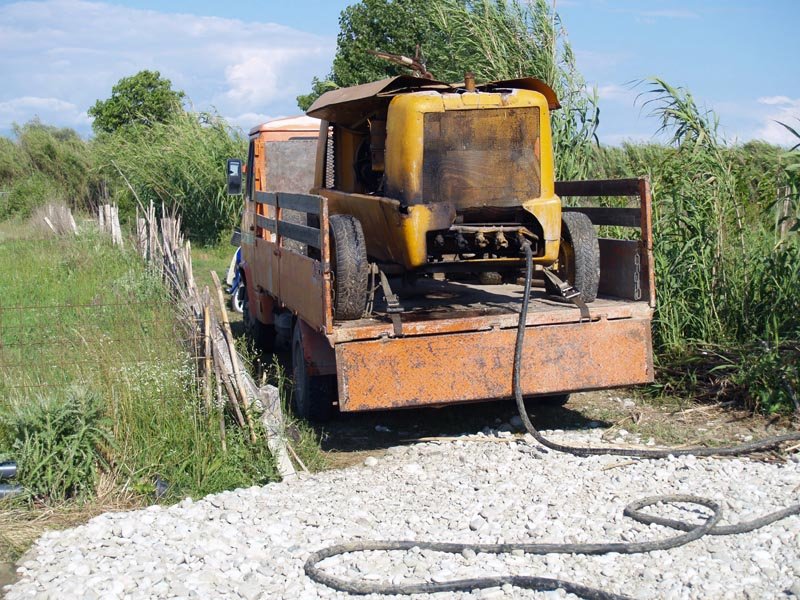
[[309, 389, 800, 470]]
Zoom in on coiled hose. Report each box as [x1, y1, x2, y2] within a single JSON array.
[[305, 242, 800, 599]]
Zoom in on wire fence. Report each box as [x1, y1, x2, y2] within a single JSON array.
[[0, 299, 192, 394], [0, 202, 297, 478]]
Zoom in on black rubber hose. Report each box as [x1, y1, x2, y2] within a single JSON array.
[[305, 495, 721, 600], [304, 242, 800, 599]]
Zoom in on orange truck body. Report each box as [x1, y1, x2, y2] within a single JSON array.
[[239, 116, 655, 414]]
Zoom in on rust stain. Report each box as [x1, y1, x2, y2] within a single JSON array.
[[336, 318, 653, 412]]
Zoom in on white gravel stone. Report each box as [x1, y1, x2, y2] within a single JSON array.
[[5, 431, 800, 600]]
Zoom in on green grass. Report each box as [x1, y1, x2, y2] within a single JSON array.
[[0, 220, 277, 508], [192, 241, 237, 294]]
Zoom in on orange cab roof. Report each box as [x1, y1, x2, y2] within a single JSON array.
[[248, 115, 321, 137]]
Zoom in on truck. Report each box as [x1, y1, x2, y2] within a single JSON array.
[[228, 76, 655, 421]]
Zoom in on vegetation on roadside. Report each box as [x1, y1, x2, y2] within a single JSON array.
[[594, 81, 799, 413], [92, 111, 246, 245], [0, 71, 244, 247], [0, 121, 97, 220], [0, 224, 278, 511]]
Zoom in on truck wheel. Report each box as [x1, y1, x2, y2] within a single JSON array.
[[546, 212, 599, 303], [329, 214, 369, 320], [292, 323, 336, 422], [242, 285, 274, 352], [230, 285, 245, 314]]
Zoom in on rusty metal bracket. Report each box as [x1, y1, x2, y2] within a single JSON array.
[[378, 269, 404, 337], [542, 269, 591, 322]]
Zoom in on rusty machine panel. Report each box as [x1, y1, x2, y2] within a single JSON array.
[[423, 107, 541, 209]]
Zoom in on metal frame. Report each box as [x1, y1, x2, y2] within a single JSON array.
[[558, 177, 655, 307], [252, 191, 334, 333]]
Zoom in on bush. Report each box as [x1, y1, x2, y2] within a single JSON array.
[[0, 120, 96, 219], [0, 390, 112, 501], [1, 173, 62, 219]]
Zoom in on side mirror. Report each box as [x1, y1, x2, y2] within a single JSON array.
[[226, 158, 243, 195]]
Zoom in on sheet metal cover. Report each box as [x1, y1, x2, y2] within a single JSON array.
[[307, 76, 450, 121], [307, 76, 561, 121]]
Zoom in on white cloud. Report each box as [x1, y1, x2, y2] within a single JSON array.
[[0, 96, 90, 128], [0, 0, 335, 135], [754, 96, 800, 146], [226, 112, 281, 133], [595, 83, 638, 104], [757, 95, 793, 107]]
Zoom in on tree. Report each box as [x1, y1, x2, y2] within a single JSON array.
[[88, 70, 185, 134], [297, 77, 340, 112], [298, 0, 598, 179]]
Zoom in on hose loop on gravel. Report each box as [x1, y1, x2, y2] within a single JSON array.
[[304, 242, 800, 599]]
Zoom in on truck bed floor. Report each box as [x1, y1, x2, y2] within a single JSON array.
[[332, 277, 651, 343]]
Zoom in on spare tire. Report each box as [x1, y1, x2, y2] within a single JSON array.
[[546, 211, 600, 303], [329, 214, 369, 320]]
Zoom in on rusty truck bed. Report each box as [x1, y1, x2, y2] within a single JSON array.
[[330, 279, 653, 411], [332, 277, 650, 343]]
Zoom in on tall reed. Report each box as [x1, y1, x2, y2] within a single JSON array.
[[593, 80, 799, 412], [430, 0, 599, 180], [92, 111, 246, 245]]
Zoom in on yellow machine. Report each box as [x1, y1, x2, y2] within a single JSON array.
[[306, 75, 598, 318]]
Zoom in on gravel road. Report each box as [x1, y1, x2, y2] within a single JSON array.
[[5, 428, 800, 600]]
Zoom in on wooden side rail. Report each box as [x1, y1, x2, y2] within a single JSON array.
[[254, 191, 326, 249]]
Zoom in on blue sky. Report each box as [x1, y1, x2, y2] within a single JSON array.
[[1, 0, 798, 145]]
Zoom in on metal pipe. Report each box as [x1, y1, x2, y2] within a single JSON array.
[[0, 462, 16, 481], [449, 225, 536, 236], [0, 484, 22, 499], [464, 72, 476, 92]]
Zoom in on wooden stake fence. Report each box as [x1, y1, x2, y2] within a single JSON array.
[[135, 202, 296, 479]]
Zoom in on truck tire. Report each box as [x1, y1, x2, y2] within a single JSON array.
[[230, 284, 245, 314], [292, 323, 336, 422], [242, 284, 274, 352], [546, 212, 599, 303], [329, 214, 369, 320]]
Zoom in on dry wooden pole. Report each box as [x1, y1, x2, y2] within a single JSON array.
[[212, 343, 246, 428], [112, 205, 123, 247], [136, 218, 147, 258], [67, 207, 78, 235], [211, 271, 258, 444], [286, 442, 310, 474], [203, 304, 213, 412], [213, 361, 228, 453]]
